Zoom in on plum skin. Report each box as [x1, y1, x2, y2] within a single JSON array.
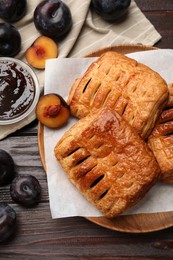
[[10, 175, 41, 207], [0, 23, 21, 57], [0, 149, 15, 186], [0, 203, 16, 243], [91, 0, 131, 22], [0, 0, 27, 23], [34, 0, 72, 39]]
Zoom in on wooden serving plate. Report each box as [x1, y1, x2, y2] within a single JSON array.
[[38, 44, 173, 233]]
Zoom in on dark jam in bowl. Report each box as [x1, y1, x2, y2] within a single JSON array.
[[0, 59, 38, 123]]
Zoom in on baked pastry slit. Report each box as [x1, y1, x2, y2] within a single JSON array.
[[68, 148, 90, 168], [159, 108, 173, 123], [116, 172, 125, 179], [77, 167, 105, 191], [94, 142, 104, 149], [100, 89, 112, 108], [90, 82, 101, 104], [66, 147, 81, 157], [141, 90, 147, 97], [121, 103, 128, 115], [75, 155, 91, 166], [89, 174, 104, 189], [72, 160, 97, 180], [82, 78, 91, 93], [112, 95, 128, 116], [105, 68, 111, 75], [99, 189, 110, 200], [131, 84, 138, 93], [111, 160, 119, 167]]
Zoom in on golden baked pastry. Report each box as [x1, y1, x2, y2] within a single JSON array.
[[67, 51, 168, 139], [54, 108, 160, 218], [148, 84, 173, 184]]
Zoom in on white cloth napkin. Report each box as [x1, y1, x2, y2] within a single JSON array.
[[0, 0, 161, 140]]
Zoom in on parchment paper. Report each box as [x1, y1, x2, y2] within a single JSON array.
[[44, 49, 173, 218]]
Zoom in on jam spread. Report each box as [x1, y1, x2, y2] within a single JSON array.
[[0, 60, 35, 121]]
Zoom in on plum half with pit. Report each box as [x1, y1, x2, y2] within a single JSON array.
[[0, 203, 16, 243], [34, 0, 72, 40], [91, 0, 131, 22], [0, 0, 27, 23], [36, 94, 70, 128], [0, 149, 15, 186], [0, 23, 21, 57]]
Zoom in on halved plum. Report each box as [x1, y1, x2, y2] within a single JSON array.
[[25, 36, 58, 69], [36, 94, 70, 128]]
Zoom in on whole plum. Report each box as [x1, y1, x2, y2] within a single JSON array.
[[91, 0, 131, 22], [0, 149, 15, 186], [0, 23, 21, 57], [0, 0, 27, 23], [0, 203, 16, 243], [34, 0, 72, 40], [10, 175, 41, 206]]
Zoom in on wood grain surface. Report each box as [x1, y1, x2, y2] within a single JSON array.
[[1, 1, 173, 259]]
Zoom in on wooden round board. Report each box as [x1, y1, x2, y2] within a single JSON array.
[[38, 44, 173, 233]]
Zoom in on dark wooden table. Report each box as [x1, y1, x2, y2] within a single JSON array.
[[1, 1, 173, 259]]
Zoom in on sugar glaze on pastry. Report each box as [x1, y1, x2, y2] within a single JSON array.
[[68, 51, 168, 139], [54, 108, 160, 218]]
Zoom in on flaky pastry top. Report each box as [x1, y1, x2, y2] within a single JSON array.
[[68, 51, 168, 139], [54, 108, 160, 218]]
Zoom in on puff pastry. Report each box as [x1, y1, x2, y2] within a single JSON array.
[[148, 84, 173, 184], [68, 51, 168, 139], [54, 108, 160, 218]]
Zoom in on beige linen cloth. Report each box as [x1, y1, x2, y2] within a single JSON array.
[[0, 0, 161, 140]]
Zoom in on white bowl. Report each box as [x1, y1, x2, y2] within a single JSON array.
[[0, 57, 40, 125]]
